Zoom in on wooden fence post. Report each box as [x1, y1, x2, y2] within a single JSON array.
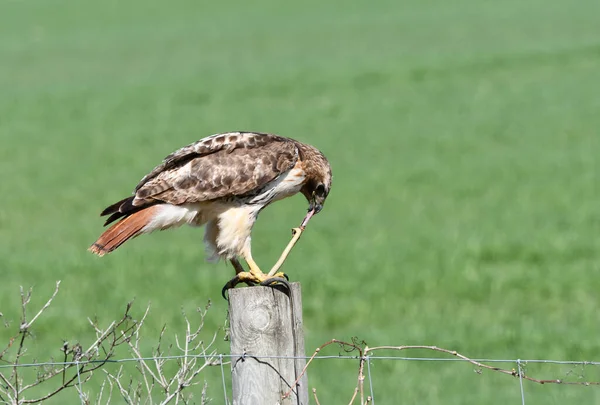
[[228, 282, 308, 405]]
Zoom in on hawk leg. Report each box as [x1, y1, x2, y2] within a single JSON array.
[[221, 226, 304, 299], [230, 258, 245, 274], [244, 253, 289, 285]]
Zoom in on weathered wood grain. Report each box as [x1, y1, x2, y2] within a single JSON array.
[[229, 283, 308, 405]]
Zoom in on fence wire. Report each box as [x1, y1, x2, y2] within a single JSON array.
[[2, 353, 600, 368], [2, 353, 600, 405]]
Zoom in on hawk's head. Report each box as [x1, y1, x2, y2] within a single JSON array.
[[300, 148, 332, 217], [302, 177, 331, 215]]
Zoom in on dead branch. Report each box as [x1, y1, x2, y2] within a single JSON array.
[[285, 339, 600, 405], [312, 388, 322, 405], [0, 282, 142, 405], [363, 345, 600, 386], [107, 300, 219, 405], [0, 283, 223, 405]]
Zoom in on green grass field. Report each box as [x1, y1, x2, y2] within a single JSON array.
[[1, 0, 599, 403]]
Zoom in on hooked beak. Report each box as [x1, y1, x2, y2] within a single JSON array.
[[301, 200, 323, 228], [311, 201, 323, 215]]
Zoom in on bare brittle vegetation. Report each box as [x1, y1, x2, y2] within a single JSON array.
[[0, 282, 222, 405], [287, 339, 600, 405]]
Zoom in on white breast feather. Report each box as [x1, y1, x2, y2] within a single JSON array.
[[248, 165, 305, 205], [215, 205, 262, 259]]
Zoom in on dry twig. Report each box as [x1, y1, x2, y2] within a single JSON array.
[[0, 282, 141, 404], [107, 301, 220, 405], [284, 339, 600, 405]]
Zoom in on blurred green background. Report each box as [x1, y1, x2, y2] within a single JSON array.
[[1, 0, 599, 403]]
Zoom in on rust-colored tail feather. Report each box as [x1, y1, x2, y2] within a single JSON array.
[[89, 206, 160, 256]]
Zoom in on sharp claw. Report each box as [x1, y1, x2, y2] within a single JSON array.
[[221, 275, 240, 300], [221, 274, 258, 300], [259, 277, 291, 294], [222, 273, 290, 300]]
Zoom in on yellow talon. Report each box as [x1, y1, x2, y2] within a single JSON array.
[[222, 271, 290, 299], [245, 257, 268, 280], [224, 220, 303, 300], [271, 271, 288, 280], [235, 271, 262, 285], [228, 271, 288, 286]]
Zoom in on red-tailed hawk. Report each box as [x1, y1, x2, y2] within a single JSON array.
[[89, 132, 332, 290]]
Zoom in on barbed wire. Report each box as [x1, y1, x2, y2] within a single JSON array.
[[2, 282, 599, 405], [2, 353, 600, 368], [289, 339, 600, 405], [2, 351, 600, 405]]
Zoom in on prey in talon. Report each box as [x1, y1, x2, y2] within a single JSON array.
[[88, 132, 332, 295]]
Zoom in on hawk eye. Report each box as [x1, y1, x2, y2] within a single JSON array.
[[315, 184, 326, 195]]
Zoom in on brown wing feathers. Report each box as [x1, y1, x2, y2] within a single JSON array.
[[89, 132, 300, 256], [134, 142, 297, 205]]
